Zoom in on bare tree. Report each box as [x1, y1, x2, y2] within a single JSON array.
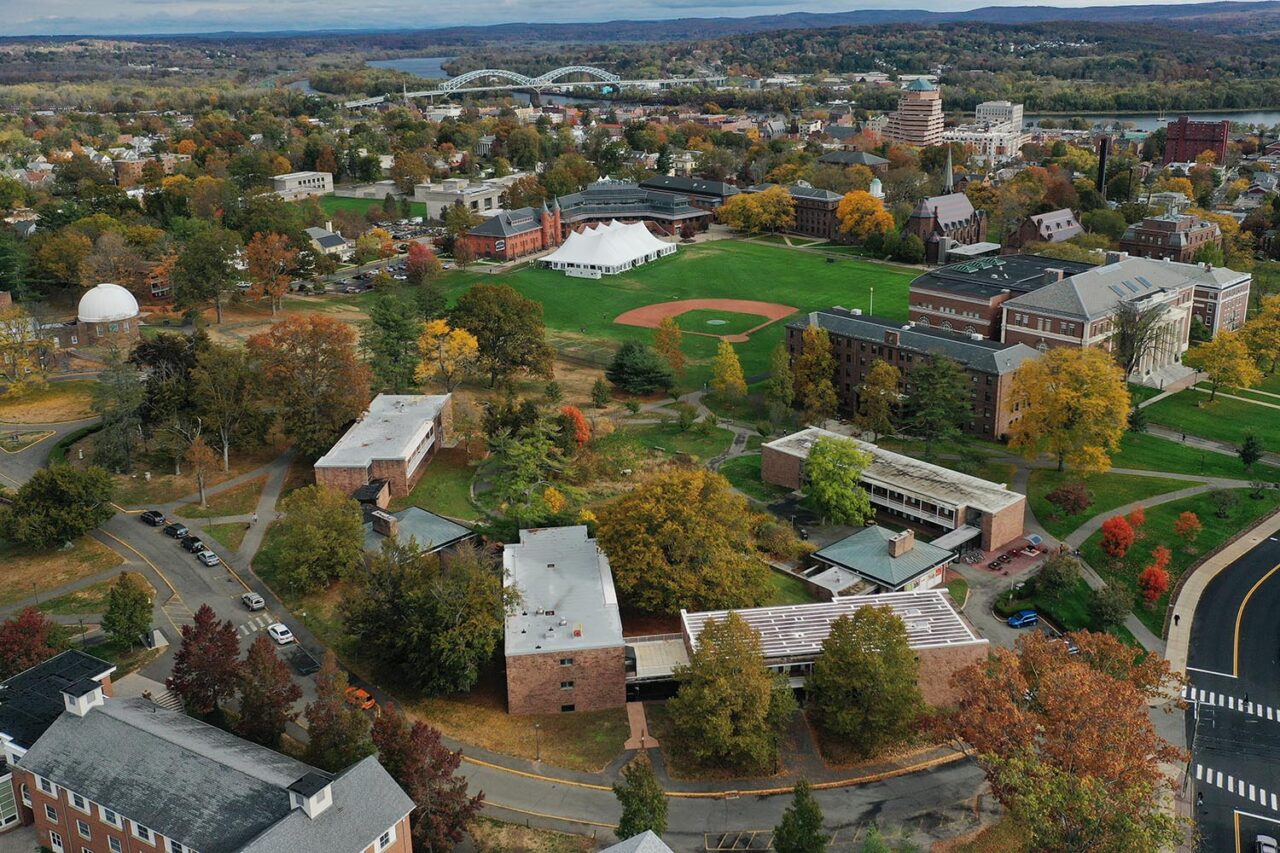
[[1110, 300, 1166, 379]]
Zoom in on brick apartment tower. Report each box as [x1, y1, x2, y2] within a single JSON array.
[[885, 79, 944, 147], [1163, 116, 1230, 164]]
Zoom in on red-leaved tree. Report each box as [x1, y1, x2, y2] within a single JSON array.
[[373, 702, 483, 852], [166, 604, 243, 716], [236, 635, 302, 748], [559, 405, 592, 449], [1139, 566, 1170, 604], [0, 607, 70, 680], [1149, 545, 1172, 572], [1174, 512, 1202, 549], [1127, 505, 1147, 539], [1100, 515, 1135, 560]]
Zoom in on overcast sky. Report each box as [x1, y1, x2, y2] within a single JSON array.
[[1, 0, 1213, 36]]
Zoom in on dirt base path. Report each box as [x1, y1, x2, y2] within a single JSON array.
[[614, 298, 798, 342]]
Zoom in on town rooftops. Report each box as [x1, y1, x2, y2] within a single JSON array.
[[1003, 255, 1232, 320], [763, 427, 1025, 515], [791, 308, 1041, 375], [1028, 208, 1083, 243], [638, 175, 740, 200], [814, 526, 953, 589], [910, 253, 1095, 301], [682, 589, 983, 661], [0, 651, 115, 751], [314, 393, 449, 470], [468, 206, 545, 238], [303, 227, 348, 250], [16, 698, 413, 853], [503, 526, 623, 656]]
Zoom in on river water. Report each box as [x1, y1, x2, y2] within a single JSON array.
[[366, 56, 456, 80], [1025, 111, 1280, 131]]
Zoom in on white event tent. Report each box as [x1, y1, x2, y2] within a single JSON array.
[[541, 220, 677, 278]]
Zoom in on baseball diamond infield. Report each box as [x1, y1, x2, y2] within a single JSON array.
[[614, 299, 799, 343]]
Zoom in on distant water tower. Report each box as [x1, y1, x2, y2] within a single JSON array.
[[869, 177, 885, 200]]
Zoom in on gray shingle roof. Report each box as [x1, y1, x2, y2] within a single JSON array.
[[791, 309, 1040, 375], [747, 182, 843, 202], [910, 193, 979, 230], [817, 150, 888, 167], [1029, 208, 1082, 242], [1002, 256, 1208, 321], [639, 175, 739, 200], [469, 206, 543, 238], [815, 526, 953, 589], [601, 831, 675, 853], [17, 699, 411, 853]]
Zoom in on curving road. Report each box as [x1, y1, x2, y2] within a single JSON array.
[[1185, 531, 1280, 852]]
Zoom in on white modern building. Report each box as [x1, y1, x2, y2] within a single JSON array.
[[412, 175, 527, 220], [943, 101, 1027, 165], [271, 171, 333, 201]]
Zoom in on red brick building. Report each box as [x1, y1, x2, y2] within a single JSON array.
[[903, 192, 989, 264], [314, 394, 452, 499], [787, 310, 1040, 440], [1119, 213, 1222, 264], [745, 182, 844, 240], [503, 526, 626, 715], [463, 202, 563, 262], [1163, 115, 1230, 164]]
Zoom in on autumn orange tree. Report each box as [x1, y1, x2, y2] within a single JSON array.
[[1174, 511, 1202, 550], [1008, 347, 1129, 473], [1100, 515, 1135, 560], [835, 190, 895, 242], [654, 316, 686, 379], [248, 315, 371, 459], [947, 632, 1186, 852], [245, 231, 298, 315]]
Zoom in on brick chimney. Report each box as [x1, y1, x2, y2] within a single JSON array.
[[1042, 268, 1065, 285], [887, 529, 915, 558], [371, 510, 398, 538]]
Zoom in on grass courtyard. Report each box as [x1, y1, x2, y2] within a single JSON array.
[[1145, 391, 1280, 449], [317, 194, 428, 219], [381, 239, 919, 389], [1027, 469, 1192, 540]]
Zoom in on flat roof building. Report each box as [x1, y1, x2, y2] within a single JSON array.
[[761, 427, 1027, 551], [681, 589, 989, 705], [503, 527, 626, 714], [272, 171, 333, 201], [314, 394, 452, 499]]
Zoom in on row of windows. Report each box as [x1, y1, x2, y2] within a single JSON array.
[[33, 774, 193, 853], [914, 303, 983, 320]]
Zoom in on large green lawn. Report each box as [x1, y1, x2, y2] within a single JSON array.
[[1145, 392, 1280, 449], [719, 453, 794, 503], [1081, 488, 1280, 635], [1114, 432, 1280, 482], [436, 240, 917, 389], [1027, 469, 1190, 540], [388, 447, 479, 520], [317, 194, 428, 219]]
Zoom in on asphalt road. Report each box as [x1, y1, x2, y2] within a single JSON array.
[[1185, 530, 1280, 852]]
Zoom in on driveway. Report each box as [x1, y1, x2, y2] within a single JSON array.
[[0, 415, 98, 487]]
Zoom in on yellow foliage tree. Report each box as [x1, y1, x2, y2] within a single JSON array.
[[836, 190, 895, 242], [1243, 295, 1280, 375], [414, 319, 479, 391], [1184, 330, 1261, 402], [793, 324, 838, 425], [1008, 347, 1129, 473], [754, 185, 797, 233], [716, 194, 764, 234], [711, 340, 747, 401], [654, 316, 686, 378], [0, 304, 52, 397]]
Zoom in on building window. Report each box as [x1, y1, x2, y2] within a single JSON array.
[[45, 804, 58, 822], [132, 822, 153, 843], [109, 838, 123, 853], [70, 793, 89, 813], [561, 704, 576, 712], [558, 658, 573, 666], [560, 680, 574, 690], [39, 777, 55, 796], [168, 840, 187, 853], [77, 820, 91, 839], [101, 807, 122, 828], [48, 830, 63, 853], [20, 785, 30, 806], [378, 827, 397, 850]]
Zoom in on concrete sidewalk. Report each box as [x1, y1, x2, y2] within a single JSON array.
[[1165, 509, 1280, 675]]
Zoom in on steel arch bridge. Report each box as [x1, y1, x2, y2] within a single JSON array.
[[439, 65, 621, 91]]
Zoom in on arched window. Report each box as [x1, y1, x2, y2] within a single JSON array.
[[1037, 341, 1049, 353], [916, 317, 929, 327], [965, 325, 976, 335], [941, 321, 952, 332]]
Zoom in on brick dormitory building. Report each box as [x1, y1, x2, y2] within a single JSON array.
[[0, 651, 414, 853], [314, 393, 453, 500]]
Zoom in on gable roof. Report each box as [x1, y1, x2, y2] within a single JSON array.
[[1029, 208, 1082, 242], [17, 698, 412, 853], [747, 182, 843, 202], [910, 192, 979, 230], [817, 150, 888, 167], [602, 832, 676, 853], [1002, 255, 1203, 320], [469, 206, 544, 238]]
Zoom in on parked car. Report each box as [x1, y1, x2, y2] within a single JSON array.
[[343, 285, 360, 294], [241, 591, 265, 611], [163, 522, 189, 539], [196, 550, 220, 567], [1257, 836, 1278, 853], [344, 686, 377, 711], [290, 647, 321, 676], [180, 535, 205, 552], [267, 623, 295, 645], [1007, 610, 1040, 629], [140, 510, 166, 526]]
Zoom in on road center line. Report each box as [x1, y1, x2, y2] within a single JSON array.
[[1234, 561, 1280, 677]]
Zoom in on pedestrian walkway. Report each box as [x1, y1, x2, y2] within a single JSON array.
[[1194, 763, 1278, 812], [1182, 685, 1280, 721], [623, 702, 658, 750]]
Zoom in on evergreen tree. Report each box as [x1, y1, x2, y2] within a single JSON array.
[[90, 349, 145, 471], [0, 465, 114, 550], [607, 342, 674, 394], [1240, 432, 1264, 471], [236, 635, 302, 748], [613, 759, 669, 839], [905, 353, 969, 457], [101, 573, 152, 649], [591, 376, 612, 408], [773, 779, 826, 853], [166, 604, 242, 717], [364, 291, 421, 393], [0, 229, 28, 300], [304, 652, 376, 773]]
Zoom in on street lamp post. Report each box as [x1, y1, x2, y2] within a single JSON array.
[[869, 286, 874, 316], [534, 723, 541, 762]]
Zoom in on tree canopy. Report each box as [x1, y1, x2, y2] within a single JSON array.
[[1, 465, 114, 550]]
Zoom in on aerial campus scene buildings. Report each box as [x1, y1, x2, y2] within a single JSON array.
[[2, 2, 1280, 852]]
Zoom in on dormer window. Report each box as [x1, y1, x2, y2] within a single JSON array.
[[288, 771, 334, 820]]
